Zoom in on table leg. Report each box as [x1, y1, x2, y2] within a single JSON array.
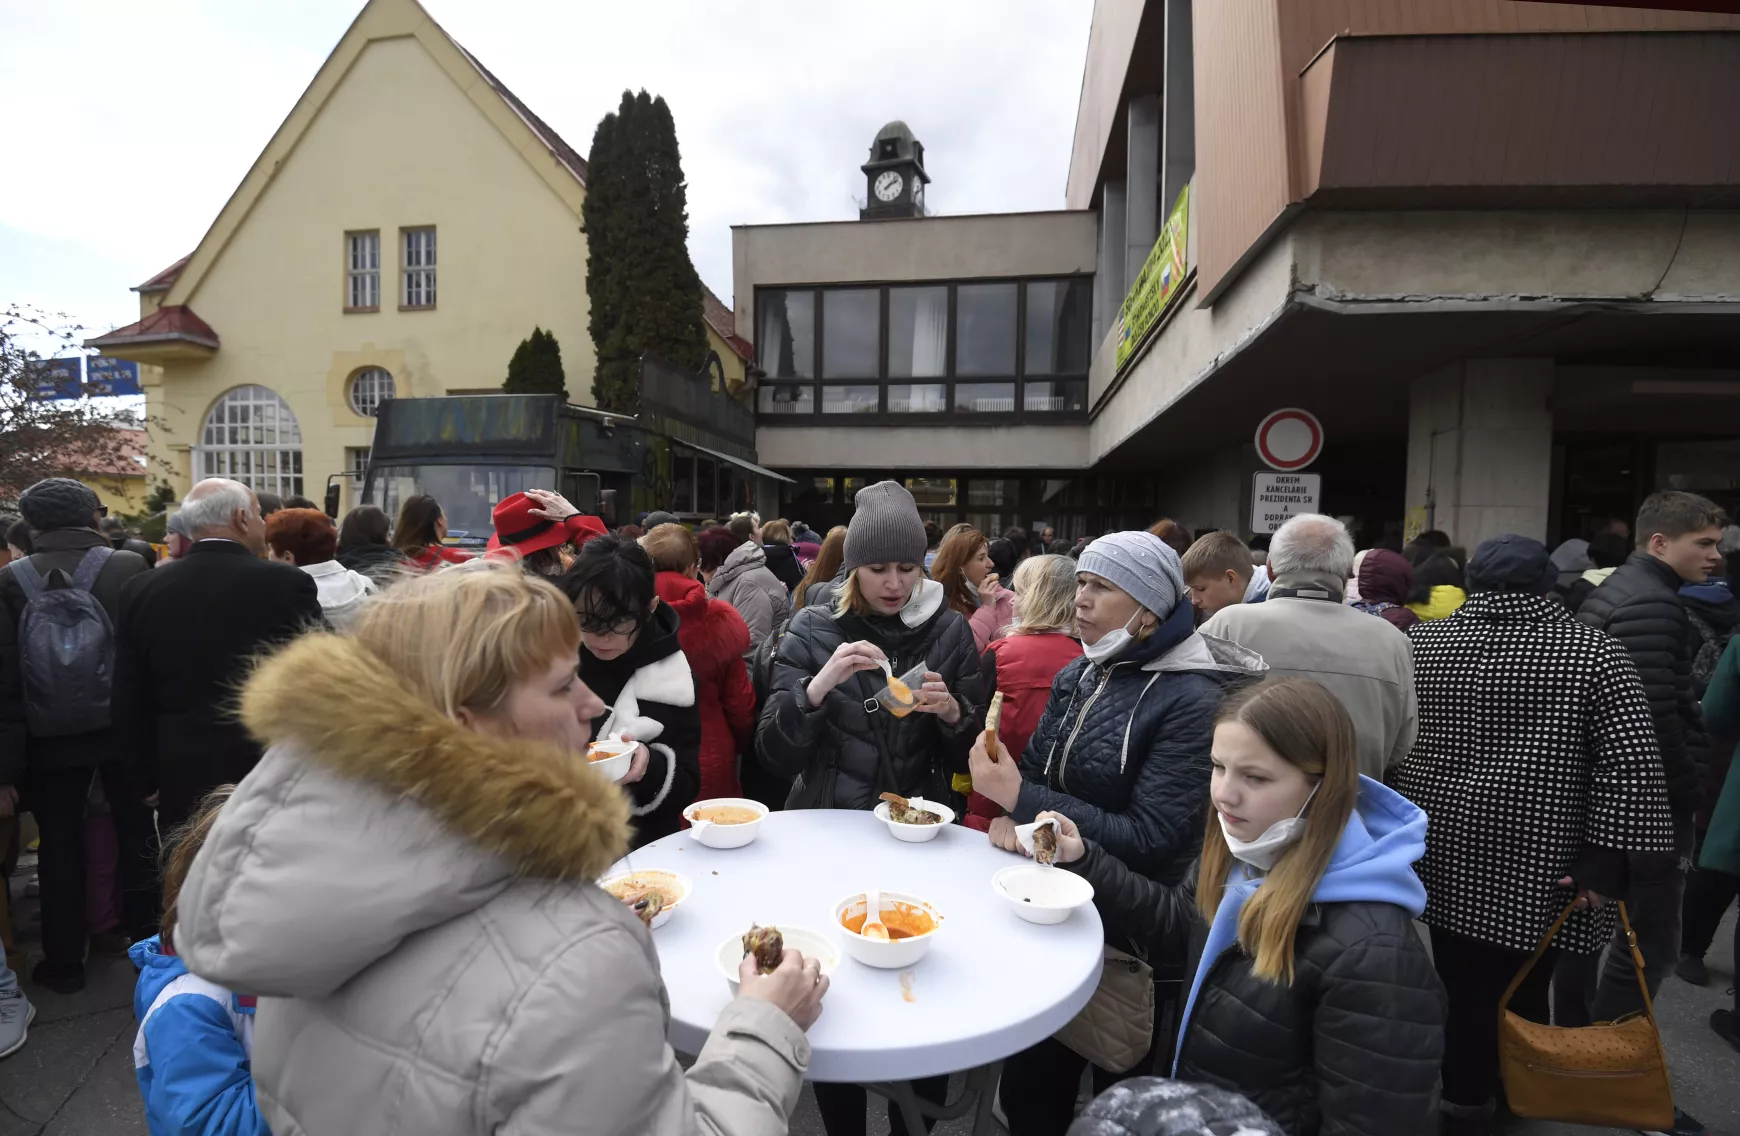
[[859, 1062, 1004, 1134]]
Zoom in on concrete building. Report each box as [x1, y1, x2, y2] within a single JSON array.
[[736, 1, 1740, 548], [89, 0, 748, 512]]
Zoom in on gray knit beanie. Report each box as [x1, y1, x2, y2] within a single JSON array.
[[1078, 531, 1183, 618], [843, 480, 927, 571], [18, 477, 101, 531]]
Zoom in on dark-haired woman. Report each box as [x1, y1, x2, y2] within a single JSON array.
[[1027, 677, 1444, 1136], [392, 494, 473, 569], [336, 504, 406, 581], [563, 534, 701, 847], [1406, 553, 1468, 622]]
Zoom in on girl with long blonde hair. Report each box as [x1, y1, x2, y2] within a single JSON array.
[[1017, 677, 1445, 1136]]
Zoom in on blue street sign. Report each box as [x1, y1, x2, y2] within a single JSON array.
[[87, 356, 141, 396], [30, 357, 83, 401]]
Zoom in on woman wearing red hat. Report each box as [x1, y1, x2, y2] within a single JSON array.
[[486, 489, 608, 576]]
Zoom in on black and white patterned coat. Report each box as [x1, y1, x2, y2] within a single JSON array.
[[1393, 591, 1674, 953]]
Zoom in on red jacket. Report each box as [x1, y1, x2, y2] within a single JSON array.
[[405, 544, 474, 570], [654, 571, 755, 802], [966, 631, 1084, 831]]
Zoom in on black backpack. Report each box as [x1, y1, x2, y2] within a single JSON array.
[[12, 546, 116, 737]]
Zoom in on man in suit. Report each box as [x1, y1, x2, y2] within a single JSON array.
[[113, 479, 323, 836], [0, 479, 155, 994]]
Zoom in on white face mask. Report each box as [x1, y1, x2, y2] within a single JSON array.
[[1218, 781, 1320, 871], [1081, 608, 1145, 663]]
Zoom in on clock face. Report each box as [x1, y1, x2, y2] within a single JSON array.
[[912, 180, 925, 207], [874, 170, 904, 202]]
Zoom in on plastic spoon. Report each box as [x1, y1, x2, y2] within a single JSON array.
[[861, 888, 890, 942]]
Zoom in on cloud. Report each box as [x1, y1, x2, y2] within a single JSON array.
[[0, 0, 1090, 334]]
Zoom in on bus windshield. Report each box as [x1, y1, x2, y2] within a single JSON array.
[[368, 464, 555, 546]]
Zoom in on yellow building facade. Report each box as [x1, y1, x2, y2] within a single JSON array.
[[92, 0, 747, 513]]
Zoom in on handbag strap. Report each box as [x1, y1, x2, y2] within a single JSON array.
[[1500, 900, 1655, 1026]]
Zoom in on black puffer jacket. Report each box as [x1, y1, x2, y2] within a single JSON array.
[[1067, 832, 1444, 1133], [1013, 600, 1267, 884], [1577, 553, 1707, 814], [758, 578, 984, 810], [762, 542, 804, 592]]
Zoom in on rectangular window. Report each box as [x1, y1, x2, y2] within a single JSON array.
[[1024, 380, 1088, 413], [887, 286, 948, 378], [967, 479, 1018, 506], [347, 446, 371, 488], [905, 477, 957, 507], [402, 228, 437, 308], [789, 477, 835, 507], [955, 381, 1016, 413], [954, 283, 1017, 376], [887, 383, 946, 413], [1024, 279, 1092, 374], [821, 289, 880, 378], [347, 231, 379, 310], [757, 289, 816, 378], [820, 384, 880, 414], [757, 384, 814, 415]]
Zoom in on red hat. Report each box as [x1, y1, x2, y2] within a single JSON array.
[[487, 492, 605, 555]]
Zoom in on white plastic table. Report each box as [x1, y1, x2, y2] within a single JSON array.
[[611, 810, 1104, 1132]]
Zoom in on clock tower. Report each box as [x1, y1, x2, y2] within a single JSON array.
[[860, 120, 928, 220]]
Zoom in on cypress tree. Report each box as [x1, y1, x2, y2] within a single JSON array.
[[583, 90, 708, 413], [503, 327, 567, 398]]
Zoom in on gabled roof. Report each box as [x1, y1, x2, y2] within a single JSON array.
[[87, 305, 220, 351], [158, 0, 589, 310], [701, 286, 752, 361], [134, 255, 190, 294], [456, 46, 588, 188]]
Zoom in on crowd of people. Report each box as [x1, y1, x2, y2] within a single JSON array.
[[0, 470, 1735, 1136]]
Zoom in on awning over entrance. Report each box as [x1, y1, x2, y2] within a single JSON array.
[[677, 441, 796, 484]]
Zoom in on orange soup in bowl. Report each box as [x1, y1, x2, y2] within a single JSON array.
[[689, 805, 761, 825]]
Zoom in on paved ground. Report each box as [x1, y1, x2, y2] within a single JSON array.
[[4, 859, 1735, 1135]]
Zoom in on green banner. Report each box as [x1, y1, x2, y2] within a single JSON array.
[[1115, 185, 1190, 370]]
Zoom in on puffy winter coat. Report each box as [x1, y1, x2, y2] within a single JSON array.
[[964, 631, 1083, 831], [0, 527, 151, 779], [1065, 779, 1445, 1136], [581, 600, 702, 847], [656, 571, 755, 802], [709, 542, 791, 659], [761, 542, 804, 593], [130, 935, 266, 1136], [298, 559, 376, 630], [1395, 592, 1673, 954], [1577, 553, 1708, 814], [173, 634, 810, 1136], [1015, 600, 1267, 885], [757, 578, 984, 811], [1405, 585, 1466, 622], [336, 542, 406, 582]]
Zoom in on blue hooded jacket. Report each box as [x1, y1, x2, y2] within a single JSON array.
[[1174, 776, 1429, 1071], [130, 936, 267, 1136]]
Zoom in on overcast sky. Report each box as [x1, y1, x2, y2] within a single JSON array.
[[0, 0, 1091, 345]]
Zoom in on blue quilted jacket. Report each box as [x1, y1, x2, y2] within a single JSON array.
[[1012, 599, 1267, 885]]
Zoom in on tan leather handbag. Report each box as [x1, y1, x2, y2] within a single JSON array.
[[1498, 901, 1674, 1130], [1055, 946, 1154, 1073]]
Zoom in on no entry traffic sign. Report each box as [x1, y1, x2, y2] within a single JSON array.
[[1254, 408, 1323, 472]]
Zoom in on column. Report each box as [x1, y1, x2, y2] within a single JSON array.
[[1160, 0, 1195, 213], [1095, 178, 1127, 341], [1124, 94, 1160, 294], [1405, 359, 1554, 545]]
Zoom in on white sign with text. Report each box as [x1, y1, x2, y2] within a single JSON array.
[[1252, 472, 1322, 534]]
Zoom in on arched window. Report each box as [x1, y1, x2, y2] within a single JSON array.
[[347, 367, 396, 417], [196, 385, 304, 498]]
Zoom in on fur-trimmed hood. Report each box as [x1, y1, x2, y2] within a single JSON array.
[[173, 633, 632, 999]]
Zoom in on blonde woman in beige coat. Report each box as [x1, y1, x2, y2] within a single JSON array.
[[173, 561, 827, 1135]]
